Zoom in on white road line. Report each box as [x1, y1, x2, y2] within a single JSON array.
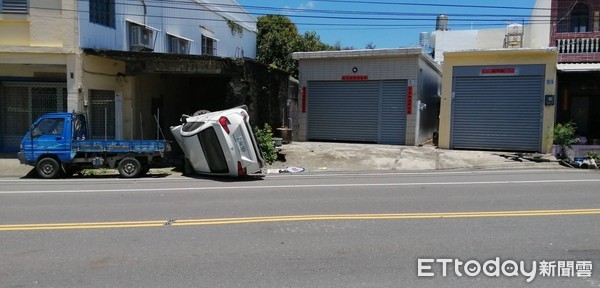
[[0, 168, 583, 183], [0, 179, 599, 194]]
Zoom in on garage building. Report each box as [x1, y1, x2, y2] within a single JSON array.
[[438, 49, 558, 153], [292, 48, 442, 146]]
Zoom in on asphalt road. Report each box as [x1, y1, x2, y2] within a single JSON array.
[[1, 169, 599, 288]]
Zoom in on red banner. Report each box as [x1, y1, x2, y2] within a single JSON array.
[[341, 75, 368, 81], [302, 87, 307, 113], [407, 86, 413, 115]]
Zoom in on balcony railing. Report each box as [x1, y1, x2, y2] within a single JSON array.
[[556, 37, 600, 54]]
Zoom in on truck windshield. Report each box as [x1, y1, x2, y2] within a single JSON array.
[[31, 118, 64, 138]]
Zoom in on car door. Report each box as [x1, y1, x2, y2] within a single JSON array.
[[30, 117, 68, 161]]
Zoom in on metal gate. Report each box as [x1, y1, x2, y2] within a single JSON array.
[[451, 65, 544, 152], [307, 80, 407, 144], [89, 89, 116, 140], [380, 80, 407, 144], [0, 82, 67, 152]]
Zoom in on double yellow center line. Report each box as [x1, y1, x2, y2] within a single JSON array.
[[1, 208, 599, 231]]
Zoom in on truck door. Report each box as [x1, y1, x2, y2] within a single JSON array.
[[30, 117, 69, 161]]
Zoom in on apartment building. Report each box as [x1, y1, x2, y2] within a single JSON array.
[[1, 0, 287, 152]]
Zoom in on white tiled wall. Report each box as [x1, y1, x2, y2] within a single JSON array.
[[295, 53, 440, 145]]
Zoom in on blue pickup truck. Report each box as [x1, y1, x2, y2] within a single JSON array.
[[18, 112, 170, 179]]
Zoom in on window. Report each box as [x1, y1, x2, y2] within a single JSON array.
[[1, 0, 27, 14], [89, 0, 115, 28], [202, 35, 217, 56], [168, 35, 191, 54], [571, 3, 590, 32], [129, 23, 155, 51], [1, 0, 28, 14], [198, 127, 228, 173], [32, 118, 65, 138]]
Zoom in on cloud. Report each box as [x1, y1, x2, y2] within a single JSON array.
[[284, 1, 315, 13], [298, 1, 315, 9]]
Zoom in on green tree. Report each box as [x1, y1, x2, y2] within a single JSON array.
[[256, 15, 301, 73], [298, 31, 334, 52], [256, 15, 351, 76]]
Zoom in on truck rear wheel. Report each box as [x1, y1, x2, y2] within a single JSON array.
[[36, 157, 60, 179], [118, 157, 142, 178]]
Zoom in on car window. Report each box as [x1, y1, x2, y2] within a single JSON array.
[[182, 121, 204, 133], [32, 118, 65, 137], [199, 127, 229, 173]]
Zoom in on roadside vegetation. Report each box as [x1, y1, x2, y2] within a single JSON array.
[[256, 15, 358, 77]]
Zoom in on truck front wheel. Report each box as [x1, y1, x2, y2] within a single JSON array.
[[36, 158, 60, 179], [118, 157, 141, 178]]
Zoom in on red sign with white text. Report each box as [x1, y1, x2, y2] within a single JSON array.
[[341, 75, 368, 81], [481, 68, 516, 75]]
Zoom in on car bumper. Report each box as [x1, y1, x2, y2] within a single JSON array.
[[17, 152, 27, 165]]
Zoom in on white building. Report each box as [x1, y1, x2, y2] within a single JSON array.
[[1, 0, 266, 152], [78, 0, 257, 58], [429, 0, 552, 62]]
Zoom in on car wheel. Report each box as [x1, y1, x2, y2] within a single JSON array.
[[193, 110, 210, 116], [36, 157, 61, 179], [118, 157, 142, 178]]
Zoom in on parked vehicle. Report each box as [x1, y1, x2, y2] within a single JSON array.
[[170, 106, 264, 177], [18, 113, 170, 178]]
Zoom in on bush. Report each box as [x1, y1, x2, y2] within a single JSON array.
[[254, 124, 278, 165], [553, 122, 578, 159]]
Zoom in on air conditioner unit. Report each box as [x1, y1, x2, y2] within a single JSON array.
[[130, 25, 154, 51], [170, 37, 190, 54]]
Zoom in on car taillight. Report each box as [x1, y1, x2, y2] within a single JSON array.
[[237, 161, 247, 177], [219, 116, 230, 134]]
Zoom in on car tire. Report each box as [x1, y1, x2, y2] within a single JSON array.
[[193, 110, 210, 116], [36, 157, 61, 179], [118, 157, 142, 178]]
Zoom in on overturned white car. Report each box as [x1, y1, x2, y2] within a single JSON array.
[[170, 106, 264, 177]]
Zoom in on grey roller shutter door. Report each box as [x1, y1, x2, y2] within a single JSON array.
[[380, 80, 407, 145], [308, 81, 380, 142], [451, 76, 543, 151], [307, 80, 407, 144]]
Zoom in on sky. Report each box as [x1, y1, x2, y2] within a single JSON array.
[[235, 0, 539, 49]]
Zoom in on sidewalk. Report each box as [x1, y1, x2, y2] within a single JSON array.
[[266, 142, 562, 173], [0, 142, 563, 178]]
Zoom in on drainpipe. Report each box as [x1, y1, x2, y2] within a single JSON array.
[[141, 0, 147, 24]]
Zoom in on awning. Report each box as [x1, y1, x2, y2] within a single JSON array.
[[557, 63, 600, 72], [166, 32, 195, 42], [125, 19, 161, 31], [200, 26, 219, 41]]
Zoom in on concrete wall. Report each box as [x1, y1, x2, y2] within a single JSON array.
[[431, 29, 507, 62], [77, 0, 257, 58], [529, 0, 552, 48], [80, 55, 132, 139], [438, 49, 558, 153], [0, 0, 77, 49], [416, 58, 442, 144]]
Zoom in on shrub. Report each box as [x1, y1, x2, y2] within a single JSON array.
[[586, 152, 600, 161], [553, 122, 578, 159], [254, 124, 278, 165]]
